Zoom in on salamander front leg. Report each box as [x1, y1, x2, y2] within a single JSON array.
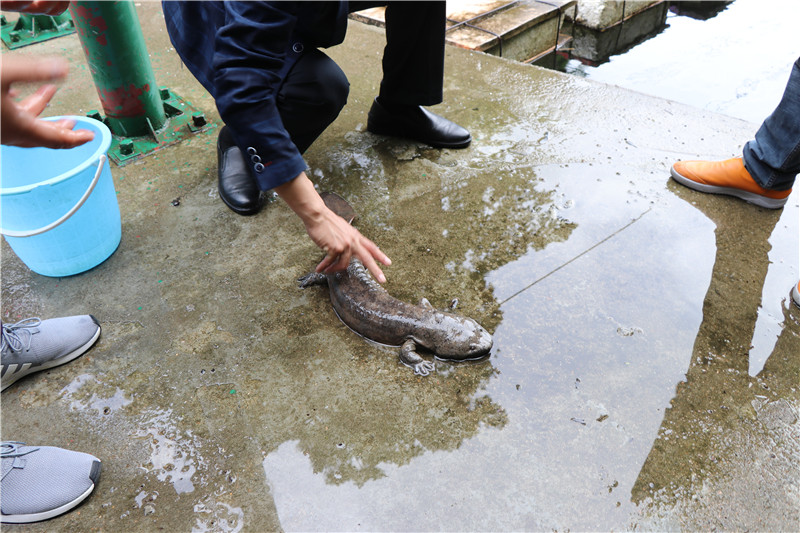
[[400, 339, 434, 376], [298, 272, 327, 288]]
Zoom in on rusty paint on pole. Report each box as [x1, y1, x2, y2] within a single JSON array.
[[69, 1, 166, 137]]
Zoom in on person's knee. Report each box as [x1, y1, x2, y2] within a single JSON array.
[[314, 56, 349, 118], [278, 50, 350, 152], [283, 50, 349, 118]]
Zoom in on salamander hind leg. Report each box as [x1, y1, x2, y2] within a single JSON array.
[[400, 339, 435, 376]]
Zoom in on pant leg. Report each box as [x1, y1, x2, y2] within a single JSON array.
[[277, 49, 350, 154], [381, 1, 445, 106], [350, 1, 445, 106], [742, 56, 800, 191]]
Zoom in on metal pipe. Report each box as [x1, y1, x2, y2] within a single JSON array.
[[534, 0, 564, 69], [69, 1, 166, 137]]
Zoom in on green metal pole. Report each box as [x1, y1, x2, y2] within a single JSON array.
[[69, 1, 166, 137]]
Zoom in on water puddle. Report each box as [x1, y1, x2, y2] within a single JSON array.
[[559, 0, 798, 123], [749, 201, 800, 375], [135, 408, 203, 495], [191, 502, 245, 533], [61, 373, 134, 415], [260, 159, 798, 530]]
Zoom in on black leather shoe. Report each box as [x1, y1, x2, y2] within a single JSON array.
[[367, 98, 472, 149], [217, 126, 264, 216]]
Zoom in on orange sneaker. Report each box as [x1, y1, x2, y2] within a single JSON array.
[[792, 280, 800, 309], [671, 157, 792, 209]]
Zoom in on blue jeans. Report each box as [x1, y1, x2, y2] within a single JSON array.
[[742, 56, 800, 191]]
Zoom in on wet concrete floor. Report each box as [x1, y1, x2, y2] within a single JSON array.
[[1, 4, 798, 531]]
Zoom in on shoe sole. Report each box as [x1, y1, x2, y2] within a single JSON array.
[[670, 167, 788, 209], [367, 123, 472, 149], [0, 460, 100, 524], [0, 319, 101, 392]]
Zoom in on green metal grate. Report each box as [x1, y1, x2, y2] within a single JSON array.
[[0, 12, 75, 49], [89, 87, 216, 166]]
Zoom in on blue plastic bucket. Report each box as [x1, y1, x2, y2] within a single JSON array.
[[1, 116, 121, 277]]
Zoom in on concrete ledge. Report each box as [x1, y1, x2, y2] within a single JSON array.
[[573, 0, 664, 30], [351, 0, 576, 62]]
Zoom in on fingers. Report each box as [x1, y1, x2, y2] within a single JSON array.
[[316, 247, 352, 275], [303, 202, 392, 282], [358, 252, 387, 284], [360, 238, 392, 267], [51, 118, 77, 130], [12, 119, 94, 149], [1, 57, 68, 89], [357, 238, 389, 283], [314, 247, 339, 274], [18, 84, 58, 115], [316, 236, 391, 284], [39, 121, 95, 149], [316, 249, 386, 284]]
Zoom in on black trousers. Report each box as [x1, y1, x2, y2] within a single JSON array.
[[278, 1, 446, 153]]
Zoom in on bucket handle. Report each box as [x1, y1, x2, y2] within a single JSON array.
[[0, 154, 107, 238]]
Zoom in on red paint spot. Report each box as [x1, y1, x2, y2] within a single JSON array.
[[70, 4, 108, 45], [100, 83, 148, 118]]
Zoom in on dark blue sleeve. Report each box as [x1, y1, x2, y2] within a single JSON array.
[[164, 1, 307, 191], [214, 2, 307, 190]]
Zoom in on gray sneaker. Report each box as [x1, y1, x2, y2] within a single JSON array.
[[1, 442, 101, 523], [1, 316, 101, 392]]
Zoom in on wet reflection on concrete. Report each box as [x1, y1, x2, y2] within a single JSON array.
[[749, 203, 800, 375], [631, 192, 800, 530], [256, 161, 725, 531], [253, 158, 799, 532]]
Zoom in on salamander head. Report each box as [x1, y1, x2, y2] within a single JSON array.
[[430, 312, 493, 360]]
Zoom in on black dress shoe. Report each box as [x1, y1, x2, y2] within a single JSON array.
[[217, 126, 264, 216], [367, 98, 472, 149]]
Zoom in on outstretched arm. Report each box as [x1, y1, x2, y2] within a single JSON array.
[[275, 172, 391, 283]]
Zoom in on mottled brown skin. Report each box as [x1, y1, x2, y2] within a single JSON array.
[[299, 259, 493, 376]]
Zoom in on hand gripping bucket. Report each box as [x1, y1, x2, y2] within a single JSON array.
[[1, 116, 121, 277]]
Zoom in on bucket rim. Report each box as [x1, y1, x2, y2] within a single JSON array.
[[0, 115, 112, 196]]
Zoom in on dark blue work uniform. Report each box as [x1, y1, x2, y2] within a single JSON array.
[[162, 1, 445, 191]]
